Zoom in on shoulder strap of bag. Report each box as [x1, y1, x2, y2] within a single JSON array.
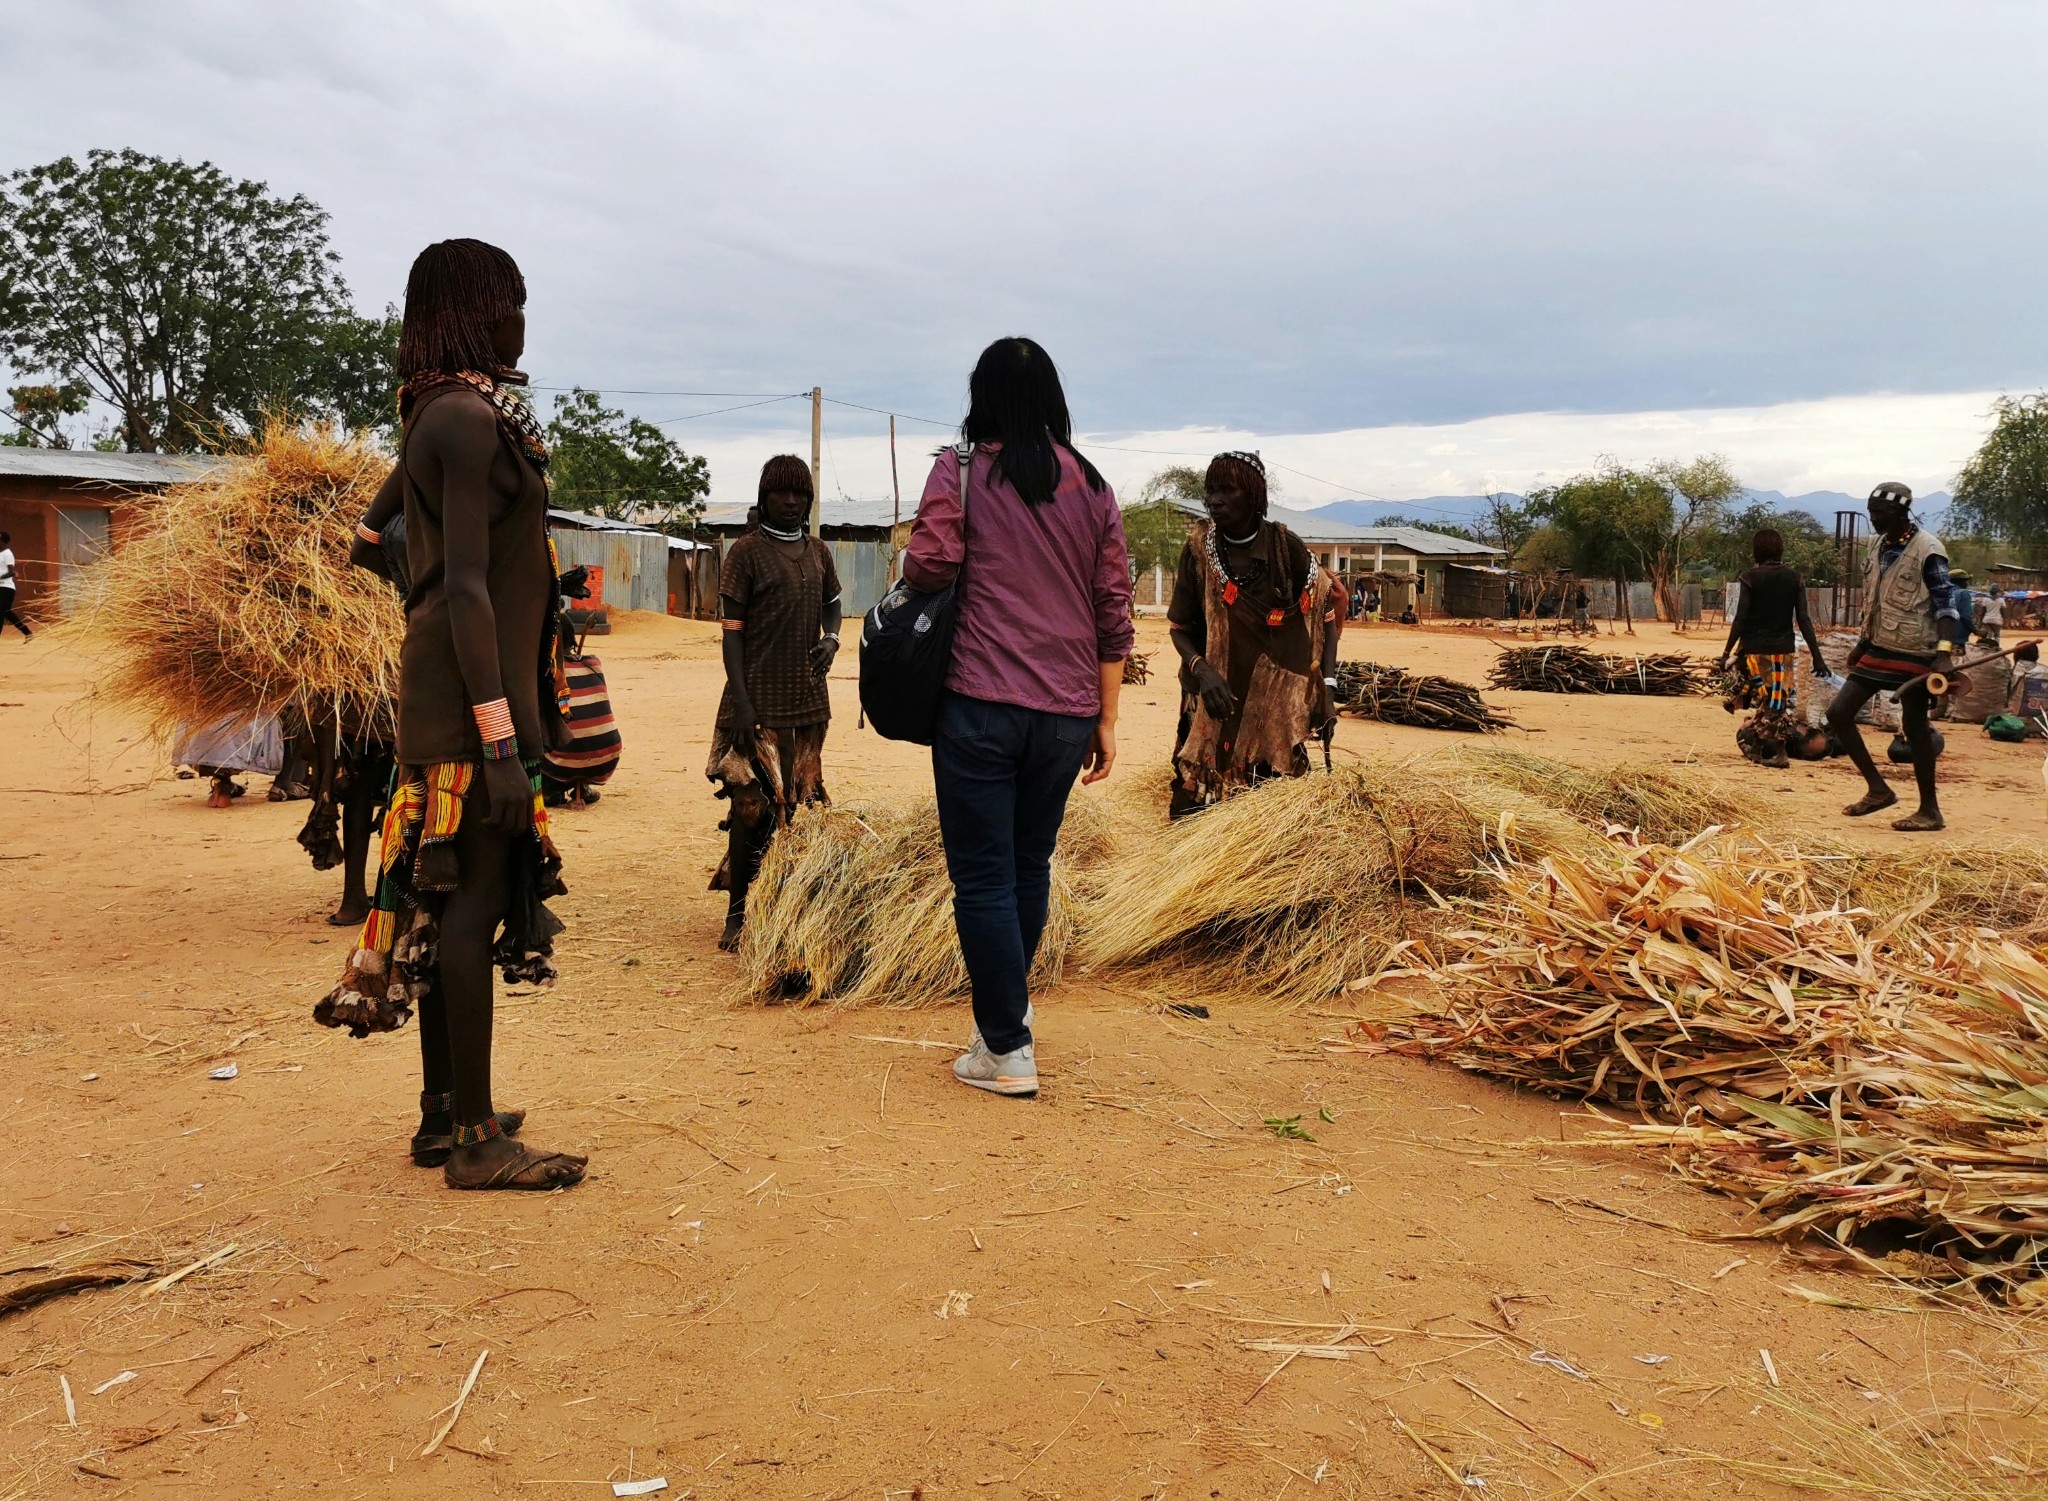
[[952, 441, 973, 577]]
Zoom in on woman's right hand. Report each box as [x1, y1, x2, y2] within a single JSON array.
[[1193, 659, 1235, 720], [481, 756, 534, 835], [728, 701, 759, 760]]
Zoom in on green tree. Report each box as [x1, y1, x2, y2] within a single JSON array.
[[0, 149, 397, 452], [1704, 502, 1835, 584], [2, 380, 87, 447], [1952, 393, 2048, 547], [1475, 492, 1535, 559], [1528, 457, 1741, 625], [545, 388, 710, 533], [1122, 465, 1203, 575]]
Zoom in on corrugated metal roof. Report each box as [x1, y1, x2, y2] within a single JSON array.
[[0, 450, 221, 484], [1168, 498, 1500, 555], [548, 507, 706, 549], [698, 500, 905, 533]]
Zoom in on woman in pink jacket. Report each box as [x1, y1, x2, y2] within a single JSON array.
[[901, 338, 1134, 1098]]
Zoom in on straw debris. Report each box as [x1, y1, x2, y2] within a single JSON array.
[[1354, 828, 2048, 1283], [63, 422, 401, 740]]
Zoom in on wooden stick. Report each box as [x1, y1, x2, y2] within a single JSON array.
[[1011, 1379, 1104, 1478], [181, 1334, 272, 1396], [146, 1243, 237, 1295], [1389, 1409, 1469, 1488], [1452, 1374, 1597, 1470], [420, 1348, 489, 1458]]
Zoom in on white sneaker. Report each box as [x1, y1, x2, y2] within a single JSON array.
[[969, 1003, 1033, 1050], [953, 1039, 1038, 1097]]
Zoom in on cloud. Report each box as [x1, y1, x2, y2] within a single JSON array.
[[672, 388, 2003, 514], [4, 3, 2045, 445]]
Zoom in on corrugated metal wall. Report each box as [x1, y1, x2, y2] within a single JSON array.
[[552, 529, 675, 614], [822, 538, 892, 619]]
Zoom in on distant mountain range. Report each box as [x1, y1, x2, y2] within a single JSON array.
[[1311, 489, 1955, 535]]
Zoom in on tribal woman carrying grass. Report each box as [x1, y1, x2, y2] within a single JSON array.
[[1166, 452, 1341, 817], [322, 239, 585, 1190]]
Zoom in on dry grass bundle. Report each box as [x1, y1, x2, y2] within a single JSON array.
[[1075, 761, 1592, 1004], [737, 797, 1113, 1007], [1333, 660, 1513, 732], [1459, 744, 1762, 843], [66, 423, 401, 739], [736, 749, 1769, 1011], [1489, 643, 1706, 695], [1356, 829, 2048, 1282]]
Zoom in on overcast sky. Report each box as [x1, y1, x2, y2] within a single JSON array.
[[6, 1, 2045, 504]]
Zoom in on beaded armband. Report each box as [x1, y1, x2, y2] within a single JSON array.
[[355, 519, 383, 544], [473, 698, 520, 761]]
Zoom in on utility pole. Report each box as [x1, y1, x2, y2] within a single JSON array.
[[810, 387, 822, 512], [889, 413, 901, 579]]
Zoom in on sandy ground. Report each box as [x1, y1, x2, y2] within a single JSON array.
[[2, 612, 2045, 1500]]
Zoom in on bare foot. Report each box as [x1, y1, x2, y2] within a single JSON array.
[[444, 1136, 586, 1190], [1892, 808, 1946, 832], [1843, 788, 1899, 817], [718, 915, 744, 953]]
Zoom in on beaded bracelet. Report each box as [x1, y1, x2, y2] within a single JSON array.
[[473, 698, 520, 761], [355, 519, 383, 544]]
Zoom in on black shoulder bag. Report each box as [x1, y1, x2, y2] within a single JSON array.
[[858, 443, 972, 745]]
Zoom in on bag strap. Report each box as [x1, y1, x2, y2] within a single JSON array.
[[952, 440, 973, 579]]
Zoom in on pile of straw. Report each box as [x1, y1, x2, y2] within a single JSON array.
[[1356, 830, 2048, 1282], [1490, 644, 1706, 695], [1333, 660, 1512, 732], [738, 749, 1762, 1010], [738, 797, 1113, 1007], [66, 424, 401, 739]]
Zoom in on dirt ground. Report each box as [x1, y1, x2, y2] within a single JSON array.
[[3, 612, 2044, 1500]]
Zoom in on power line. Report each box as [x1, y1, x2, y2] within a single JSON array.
[[530, 385, 804, 399], [648, 394, 806, 425]]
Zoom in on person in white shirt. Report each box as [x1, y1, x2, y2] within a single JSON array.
[[1978, 588, 2004, 648], [0, 533, 31, 640]]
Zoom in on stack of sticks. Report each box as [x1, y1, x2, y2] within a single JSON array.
[[1489, 644, 1706, 695], [1121, 651, 1152, 687], [1345, 829, 2048, 1285], [1333, 661, 1513, 733]]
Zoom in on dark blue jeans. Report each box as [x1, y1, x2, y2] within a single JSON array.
[[931, 691, 1096, 1055]]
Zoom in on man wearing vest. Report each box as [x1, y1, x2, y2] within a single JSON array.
[[1824, 482, 1959, 831]]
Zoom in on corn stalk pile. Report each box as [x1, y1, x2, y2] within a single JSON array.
[[1333, 660, 1514, 732], [1349, 831, 2048, 1285], [1489, 644, 1706, 695]]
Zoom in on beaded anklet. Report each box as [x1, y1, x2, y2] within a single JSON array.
[[421, 1091, 454, 1113], [451, 1115, 504, 1148]]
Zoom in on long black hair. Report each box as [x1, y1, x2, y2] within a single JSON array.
[[960, 337, 1105, 505]]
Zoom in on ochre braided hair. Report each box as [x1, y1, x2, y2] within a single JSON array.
[[397, 239, 527, 384], [1205, 450, 1269, 518], [757, 453, 815, 505]]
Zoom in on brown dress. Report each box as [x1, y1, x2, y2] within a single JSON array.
[[395, 384, 559, 765], [705, 532, 841, 812], [1168, 520, 1332, 807]]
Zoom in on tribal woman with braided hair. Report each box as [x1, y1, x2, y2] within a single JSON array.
[[1166, 451, 1341, 817], [323, 238, 585, 1190]]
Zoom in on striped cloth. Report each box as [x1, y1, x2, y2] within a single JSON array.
[[543, 651, 622, 789], [1848, 644, 1938, 694]]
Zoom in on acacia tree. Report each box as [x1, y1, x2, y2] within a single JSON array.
[[1, 380, 87, 447], [0, 149, 397, 451], [1122, 465, 1203, 578], [545, 388, 710, 533], [1645, 456, 1740, 620], [1952, 393, 2048, 547], [1476, 492, 1535, 559], [1527, 464, 1669, 631]]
